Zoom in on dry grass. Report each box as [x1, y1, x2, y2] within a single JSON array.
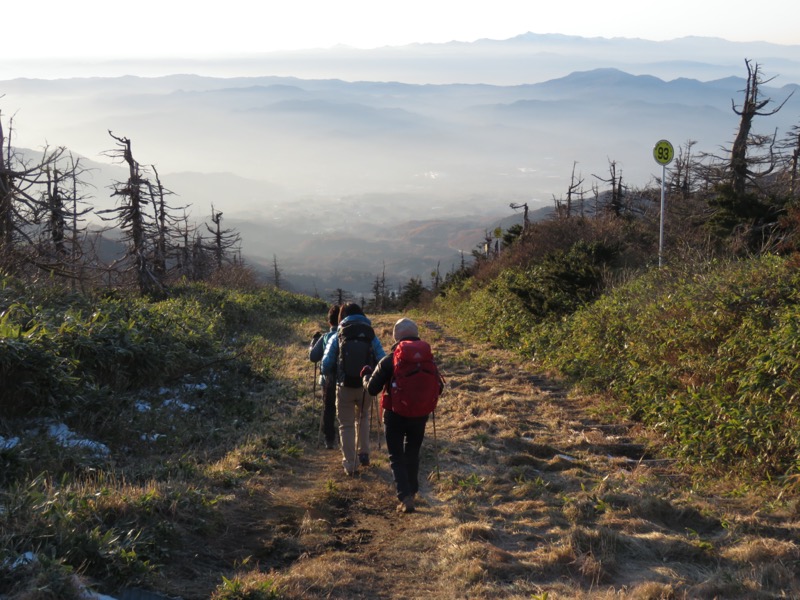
[[55, 311, 794, 600], [721, 536, 799, 563], [453, 522, 496, 542]]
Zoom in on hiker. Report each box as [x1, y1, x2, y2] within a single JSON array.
[[321, 303, 386, 476], [309, 304, 340, 449], [361, 318, 443, 513]]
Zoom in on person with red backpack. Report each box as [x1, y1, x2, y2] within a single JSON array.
[[361, 318, 443, 513], [321, 303, 386, 476]]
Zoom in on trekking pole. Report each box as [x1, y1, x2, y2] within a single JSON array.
[[312, 362, 318, 429], [432, 410, 440, 480], [365, 389, 372, 446], [373, 395, 382, 450], [317, 380, 325, 446]]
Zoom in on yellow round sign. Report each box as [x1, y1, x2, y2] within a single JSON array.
[[653, 139, 674, 165]]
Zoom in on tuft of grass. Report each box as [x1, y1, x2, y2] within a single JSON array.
[[454, 522, 496, 542], [0, 554, 87, 600], [211, 571, 283, 600]]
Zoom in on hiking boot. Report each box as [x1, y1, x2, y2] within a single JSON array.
[[358, 453, 370, 466], [396, 496, 415, 513], [325, 439, 336, 450]]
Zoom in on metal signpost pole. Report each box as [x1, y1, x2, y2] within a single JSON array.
[[660, 163, 666, 267], [653, 140, 674, 267]]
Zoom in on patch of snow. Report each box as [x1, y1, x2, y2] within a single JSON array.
[[555, 453, 578, 463], [184, 382, 207, 392], [47, 423, 110, 457], [135, 401, 152, 412], [3, 551, 37, 570], [0, 435, 20, 450], [140, 433, 165, 442], [163, 399, 195, 412]]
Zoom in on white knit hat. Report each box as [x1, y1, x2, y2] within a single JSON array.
[[392, 318, 419, 341]]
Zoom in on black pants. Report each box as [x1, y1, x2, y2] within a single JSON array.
[[322, 381, 337, 444], [383, 409, 428, 501]]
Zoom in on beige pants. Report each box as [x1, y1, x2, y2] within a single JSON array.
[[336, 384, 372, 472]]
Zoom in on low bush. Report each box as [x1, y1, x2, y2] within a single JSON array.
[[0, 279, 326, 418], [532, 255, 800, 477], [436, 240, 617, 353], [436, 242, 800, 478], [0, 277, 325, 597]]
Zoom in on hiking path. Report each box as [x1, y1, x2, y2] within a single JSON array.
[[169, 313, 799, 599]]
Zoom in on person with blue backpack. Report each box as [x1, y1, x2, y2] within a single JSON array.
[[321, 303, 386, 476], [361, 318, 443, 514]]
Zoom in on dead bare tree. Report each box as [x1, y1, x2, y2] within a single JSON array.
[[370, 262, 389, 311], [66, 154, 94, 266], [509, 202, 530, 233], [43, 167, 67, 258], [191, 230, 213, 281], [0, 111, 16, 268], [563, 161, 585, 218], [593, 159, 624, 216], [148, 165, 170, 279], [667, 141, 699, 200], [590, 182, 601, 216], [778, 124, 800, 199], [691, 61, 797, 251], [550, 163, 585, 219], [36, 154, 94, 275], [205, 205, 242, 271], [173, 210, 196, 279], [146, 164, 188, 281], [430, 261, 442, 295], [98, 131, 162, 295], [0, 108, 73, 275], [272, 254, 282, 289], [729, 60, 793, 196]]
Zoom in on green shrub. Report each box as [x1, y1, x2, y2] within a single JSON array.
[[212, 573, 283, 600], [435, 240, 616, 353], [2, 477, 146, 587], [0, 277, 324, 596], [0, 279, 324, 418], [171, 282, 326, 334], [532, 255, 800, 477]]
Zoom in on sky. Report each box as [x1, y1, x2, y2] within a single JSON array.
[[3, 0, 799, 61]]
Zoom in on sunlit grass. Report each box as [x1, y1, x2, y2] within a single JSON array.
[[0, 280, 327, 596]]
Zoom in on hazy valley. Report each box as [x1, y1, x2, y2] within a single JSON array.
[[3, 33, 799, 295]]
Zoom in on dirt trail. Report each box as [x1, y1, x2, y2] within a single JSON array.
[[211, 314, 799, 599]]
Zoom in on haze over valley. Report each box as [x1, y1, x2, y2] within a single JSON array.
[[3, 34, 799, 295]]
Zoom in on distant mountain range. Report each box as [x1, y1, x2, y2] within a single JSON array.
[[3, 32, 799, 84], [2, 34, 799, 296]]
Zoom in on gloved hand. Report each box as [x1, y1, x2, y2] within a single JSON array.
[[360, 365, 373, 378]]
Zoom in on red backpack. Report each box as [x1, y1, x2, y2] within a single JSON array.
[[384, 339, 442, 417]]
